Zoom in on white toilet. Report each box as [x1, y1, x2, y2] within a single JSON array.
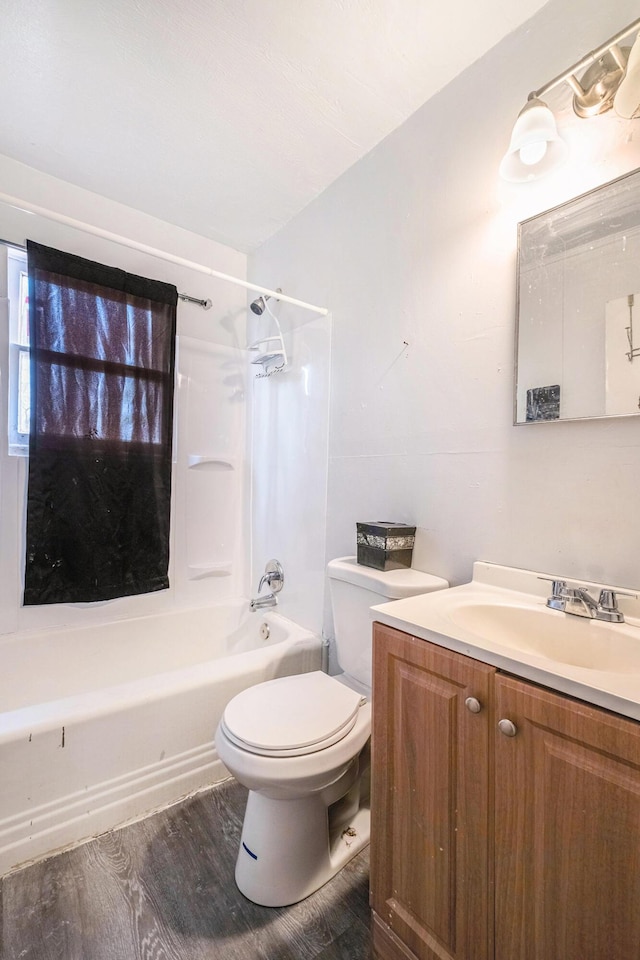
[[215, 555, 448, 906]]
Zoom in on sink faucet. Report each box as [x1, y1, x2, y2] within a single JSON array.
[[544, 579, 634, 623], [250, 559, 284, 611]]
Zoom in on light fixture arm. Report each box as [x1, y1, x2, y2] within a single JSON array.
[[528, 17, 640, 102]]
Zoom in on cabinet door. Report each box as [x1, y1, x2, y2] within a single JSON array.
[[495, 674, 640, 960], [371, 623, 494, 960]]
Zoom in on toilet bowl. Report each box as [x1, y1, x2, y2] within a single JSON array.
[[215, 670, 371, 907], [215, 556, 449, 907]]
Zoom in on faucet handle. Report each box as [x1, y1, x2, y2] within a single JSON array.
[[262, 559, 284, 594], [594, 588, 637, 623], [598, 589, 618, 612], [539, 577, 569, 612], [538, 577, 567, 597]]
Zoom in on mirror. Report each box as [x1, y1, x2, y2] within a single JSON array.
[[515, 166, 640, 423]]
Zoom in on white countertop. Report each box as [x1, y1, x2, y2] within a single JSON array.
[[371, 561, 640, 722]]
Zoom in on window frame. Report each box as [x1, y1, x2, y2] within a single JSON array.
[[4, 242, 29, 456], [0, 241, 23, 636]]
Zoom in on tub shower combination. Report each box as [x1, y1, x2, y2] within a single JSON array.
[[0, 602, 321, 875]]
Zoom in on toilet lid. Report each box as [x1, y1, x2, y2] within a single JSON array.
[[221, 671, 364, 757]]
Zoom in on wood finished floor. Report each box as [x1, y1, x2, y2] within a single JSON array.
[[1, 779, 371, 960]]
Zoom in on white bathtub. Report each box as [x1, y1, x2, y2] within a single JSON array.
[[0, 602, 322, 875]]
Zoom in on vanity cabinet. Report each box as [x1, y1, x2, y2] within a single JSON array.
[[494, 672, 640, 960], [370, 623, 494, 960], [371, 622, 640, 960]]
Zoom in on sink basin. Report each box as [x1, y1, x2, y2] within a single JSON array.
[[372, 562, 640, 720], [448, 602, 640, 673]]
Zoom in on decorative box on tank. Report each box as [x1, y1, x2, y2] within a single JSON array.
[[356, 522, 416, 571]]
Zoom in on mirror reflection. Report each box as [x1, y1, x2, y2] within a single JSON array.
[[515, 167, 640, 423]]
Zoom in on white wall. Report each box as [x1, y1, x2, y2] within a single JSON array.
[[0, 154, 250, 636], [249, 0, 640, 637]]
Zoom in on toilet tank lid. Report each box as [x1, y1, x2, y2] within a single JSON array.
[[328, 556, 449, 599]]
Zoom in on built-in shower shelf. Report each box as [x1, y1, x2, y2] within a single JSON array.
[[187, 455, 236, 470], [187, 562, 233, 581]]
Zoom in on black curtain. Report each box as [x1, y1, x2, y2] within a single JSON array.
[[24, 241, 177, 605]]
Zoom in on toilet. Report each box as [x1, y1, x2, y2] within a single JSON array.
[[215, 555, 449, 906]]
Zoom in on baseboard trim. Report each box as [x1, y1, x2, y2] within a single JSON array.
[[0, 743, 227, 876]]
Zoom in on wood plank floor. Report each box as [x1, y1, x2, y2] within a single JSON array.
[[1, 779, 371, 960]]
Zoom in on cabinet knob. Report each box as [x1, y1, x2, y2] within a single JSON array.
[[498, 718, 518, 737], [465, 697, 483, 714]]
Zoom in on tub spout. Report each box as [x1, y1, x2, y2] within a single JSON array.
[[250, 591, 278, 611]]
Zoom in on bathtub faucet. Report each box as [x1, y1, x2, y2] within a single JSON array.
[[250, 559, 284, 611]]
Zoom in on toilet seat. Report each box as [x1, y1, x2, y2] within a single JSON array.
[[220, 671, 365, 758]]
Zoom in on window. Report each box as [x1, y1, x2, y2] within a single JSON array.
[[6, 245, 29, 455]]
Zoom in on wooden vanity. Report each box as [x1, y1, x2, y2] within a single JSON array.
[[370, 621, 640, 960]]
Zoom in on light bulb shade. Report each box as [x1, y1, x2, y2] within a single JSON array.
[[500, 98, 568, 182]]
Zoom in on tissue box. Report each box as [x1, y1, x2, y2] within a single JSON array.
[[356, 522, 416, 571]]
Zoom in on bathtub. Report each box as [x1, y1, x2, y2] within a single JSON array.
[[0, 602, 322, 876]]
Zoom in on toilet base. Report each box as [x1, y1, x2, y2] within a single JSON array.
[[235, 778, 370, 907]]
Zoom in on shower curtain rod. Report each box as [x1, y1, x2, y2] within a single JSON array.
[[0, 192, 329, 317]]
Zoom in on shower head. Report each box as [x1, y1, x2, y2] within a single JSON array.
[[249, 288, 281, 315], [250, 295, 268, 315]]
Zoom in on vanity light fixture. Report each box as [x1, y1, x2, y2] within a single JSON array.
[[500, 16, 640, 182]]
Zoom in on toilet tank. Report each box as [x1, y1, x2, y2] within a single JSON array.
[[327, 556, 448, 689]]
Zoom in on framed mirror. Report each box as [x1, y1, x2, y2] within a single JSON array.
[[514, 166, 640, 423]]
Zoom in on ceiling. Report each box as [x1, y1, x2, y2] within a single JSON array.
[[0, 0, 550, 253]]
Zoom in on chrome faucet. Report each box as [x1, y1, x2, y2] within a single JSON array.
[[250, 592, 277, 611], [250, 559, 284, 611], [545, 579, 635, 622]]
